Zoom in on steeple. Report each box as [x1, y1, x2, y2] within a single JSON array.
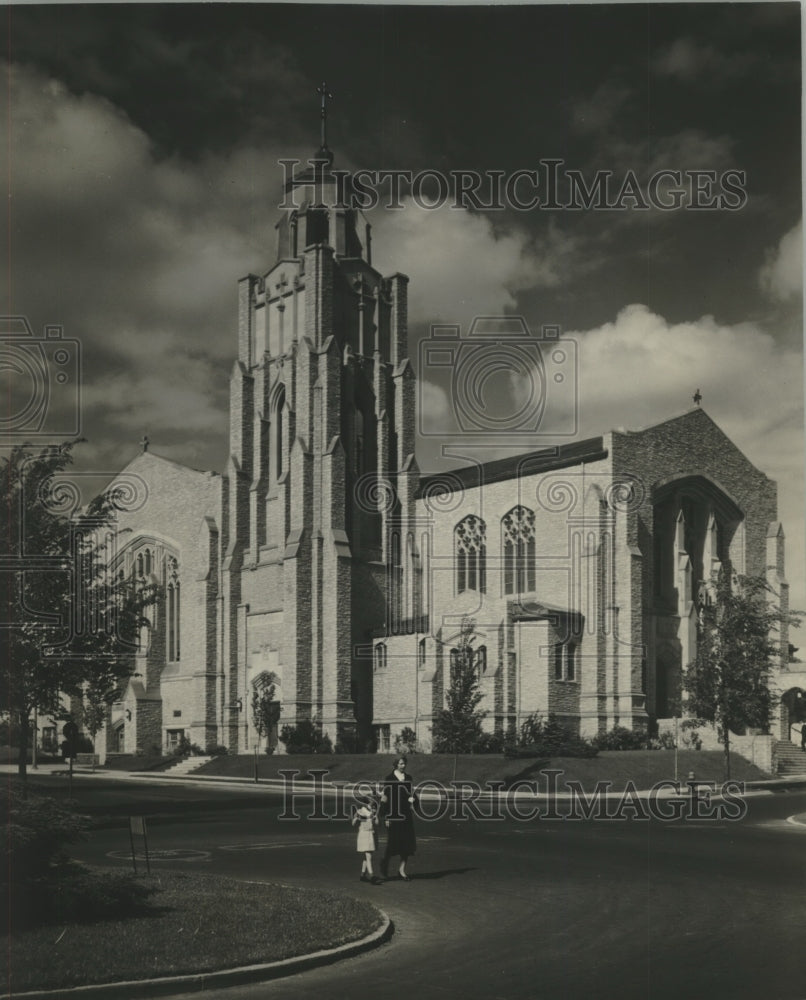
[[275, 85, 369, 263], [316, 81, 334, 164]]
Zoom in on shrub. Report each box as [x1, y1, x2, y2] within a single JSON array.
[[205, 744, 229, 757], [335, 730, 361, 754], [394, 727, 418, 755], [0, 787, 86, 888], [505, 713, 598, 759], [471, 731, 505, 754], [0, 716, 21, 746], [648, 731, 678, 750], [680, 720, 704, 750], [0, 787, 155, 929], [279, 719, 332, 754], [593, 726, 647, 751]]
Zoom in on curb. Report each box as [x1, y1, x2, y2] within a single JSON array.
[[6, 910, 393, 1000]]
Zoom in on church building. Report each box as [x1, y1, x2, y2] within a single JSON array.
[[102, 145, 799, 760]]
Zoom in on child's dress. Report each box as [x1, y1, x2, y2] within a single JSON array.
[[355, 805, 376, 852]]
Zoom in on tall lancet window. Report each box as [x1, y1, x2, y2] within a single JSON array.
[[455, 515, 486, 595], [502, 506, 536, 595], [273, 385, 285, 481], [167, 556, 181, 663]]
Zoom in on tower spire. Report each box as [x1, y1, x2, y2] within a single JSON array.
[[317, 81, 333, 158]]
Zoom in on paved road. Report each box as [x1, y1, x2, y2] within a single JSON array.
[[43, 774, 806, 1000]]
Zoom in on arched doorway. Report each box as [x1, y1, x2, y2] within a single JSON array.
[[780, 687, 806, 743]]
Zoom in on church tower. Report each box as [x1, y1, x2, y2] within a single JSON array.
[[220, 108, 415, 751]]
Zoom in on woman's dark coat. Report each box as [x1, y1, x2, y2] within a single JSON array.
[[381, 770, 417, 858]]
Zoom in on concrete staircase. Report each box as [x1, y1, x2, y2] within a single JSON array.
[[164, 755, 213, 776], [774, 740, 806, 776]]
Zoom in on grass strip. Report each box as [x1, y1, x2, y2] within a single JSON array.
[[188, 750, 770, 788], [3, 870, 382, 993]]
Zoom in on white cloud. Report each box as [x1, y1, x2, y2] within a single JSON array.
[[370, 201, 578, 329], [570, 83, 631, 136], [759, 220, 803, 302], [2, 61, 292, 470], [653, 38, 755, 83], [566, 304, 804, 607]]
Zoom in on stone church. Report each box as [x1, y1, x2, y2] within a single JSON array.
[[102, 149, 801, 760]]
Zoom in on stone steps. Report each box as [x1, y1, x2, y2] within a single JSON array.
[[774, 741, 806, 775], [164, 755, 213, 775]]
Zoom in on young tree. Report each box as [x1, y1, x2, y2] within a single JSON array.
[[251, 673, 281, 752], [0, 443, 158, 780], [80, 679, 119, 769], [684, 572, 798, 780], [431, 617, 487, 753]]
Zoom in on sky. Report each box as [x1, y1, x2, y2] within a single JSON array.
[[1, 2, 803, 607]]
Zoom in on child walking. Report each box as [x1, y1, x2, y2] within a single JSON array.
[[352, 795, 380, 884]]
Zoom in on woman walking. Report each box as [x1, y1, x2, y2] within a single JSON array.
[[380, 756, 417, 881]]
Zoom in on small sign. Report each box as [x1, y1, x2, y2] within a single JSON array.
[[129, 816, 146, 836], [128, 816, 150, 874]]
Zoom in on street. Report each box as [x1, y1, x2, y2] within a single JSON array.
[[24, 773, 806, 1000]]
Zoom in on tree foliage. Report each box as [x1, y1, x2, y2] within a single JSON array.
[[251, 673, 281, 751], [0, 443, 158, 778], [684, 572, 798, 778], [431, 617, 487, 753]]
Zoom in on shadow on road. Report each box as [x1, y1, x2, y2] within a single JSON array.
[[403, 867, 478, 880]]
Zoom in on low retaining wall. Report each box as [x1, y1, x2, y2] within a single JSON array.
[[657, 719, 774, 774]]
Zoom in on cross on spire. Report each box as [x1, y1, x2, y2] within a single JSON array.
[[692, 388, 702, 407], [140, 434, 149, 453], [317, 81, 333, 150]]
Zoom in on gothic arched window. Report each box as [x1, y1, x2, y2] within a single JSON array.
[[476, 645, 487, 678], [455, 515, 486, 595], [273, 385, 286, 481], [502, 506, 536, 595], [167, 557, 180, 663]]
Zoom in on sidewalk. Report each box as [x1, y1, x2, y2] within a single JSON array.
[[6, 762, 806, 800]]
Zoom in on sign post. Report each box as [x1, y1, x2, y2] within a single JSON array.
[[128, 816, 150, 875]]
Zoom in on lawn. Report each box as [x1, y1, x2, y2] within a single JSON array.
[[3, 870, 383, 993], [187, 750, 771, 789]]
